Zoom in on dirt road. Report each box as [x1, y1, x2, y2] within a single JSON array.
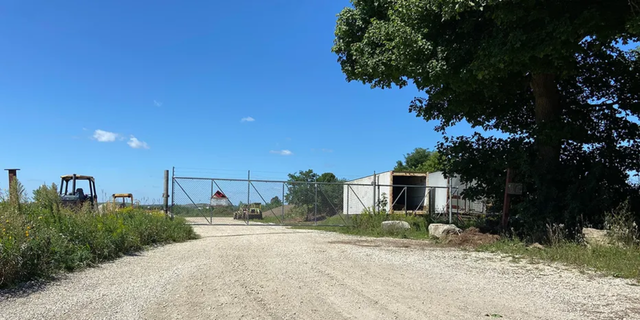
[[1, 217, 639, 320]]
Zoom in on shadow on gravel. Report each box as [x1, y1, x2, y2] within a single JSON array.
[[329, 238, 442, 250], [0, 276, 67, 300], [198, 231, 315, 238]]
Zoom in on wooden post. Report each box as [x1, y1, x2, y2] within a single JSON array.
[[501, 168, 512, 230], [5, 169, 19, 204]]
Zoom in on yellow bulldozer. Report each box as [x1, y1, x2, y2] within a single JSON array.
[[233, 202, 263, 220], [113, 193, 134, 208]]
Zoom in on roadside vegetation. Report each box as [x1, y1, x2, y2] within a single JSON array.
[[478, 200, 640, 280], [0, 182, 198, 289]]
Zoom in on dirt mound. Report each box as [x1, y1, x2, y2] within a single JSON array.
[[261, 205, 294, 217], [441, 227, 500, 247]]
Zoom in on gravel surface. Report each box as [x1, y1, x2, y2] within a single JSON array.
[[1, 217, 639, 320]]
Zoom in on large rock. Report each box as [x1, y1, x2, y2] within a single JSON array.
[[382, 220, 410, 232], [583, 227, 610, 246], [428, 223, 462, 238]]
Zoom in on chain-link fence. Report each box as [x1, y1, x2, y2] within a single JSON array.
[[171, 173, 488, 226]]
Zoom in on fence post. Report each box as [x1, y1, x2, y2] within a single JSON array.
[[372, 171, 376, 214], [163, 169, 170, 218], [170, 167, 175, 220], [405, 186, 408, 215], [314, 179, 318, 225], [346, 183, 349, 215], [448, 177, 453, 224], [247, 170, 251, 225], [5, 169, 19, 205], [282, 183, 285, 223], [502, 168, 512, 230]]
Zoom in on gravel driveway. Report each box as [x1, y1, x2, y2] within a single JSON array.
[[1, 217, 639, 320]]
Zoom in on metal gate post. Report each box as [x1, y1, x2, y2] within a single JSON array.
[[210, 179, 214, 223], [170, 167, 175, 220], [247, 170, 250, 225], [405, 186, 408, 215], [448, 177, 453, 224], [346, 185, 349, 215], [372, 171, 376, 214], [163, 169, 169, 215], [314, 180, 318, 225]]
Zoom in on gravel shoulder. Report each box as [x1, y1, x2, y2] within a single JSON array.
[[1, 217, 639, 320]]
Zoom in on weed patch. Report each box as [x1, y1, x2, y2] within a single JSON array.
[[0, 184, 198, 289]]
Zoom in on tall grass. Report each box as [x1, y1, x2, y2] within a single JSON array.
[[0, 183, 198, 289]]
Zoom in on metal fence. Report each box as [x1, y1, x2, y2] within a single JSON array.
[[171, 172, 488, 226]]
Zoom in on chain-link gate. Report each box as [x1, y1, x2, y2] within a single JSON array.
[[170, 169, 488, 226], [171, 175, 357, 226]]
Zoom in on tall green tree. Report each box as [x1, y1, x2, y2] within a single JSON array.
[[332, 0, 640, 240], [285, 169, 345, 218], [394, 148, 444, 172]]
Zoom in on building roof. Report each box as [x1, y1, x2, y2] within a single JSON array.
[[211, 190, 227, 199]]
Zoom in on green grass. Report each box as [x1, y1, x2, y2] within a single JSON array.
[[478, 238, 640, 280], [0, 185, 198, 289], [290, 212, 432, 240]]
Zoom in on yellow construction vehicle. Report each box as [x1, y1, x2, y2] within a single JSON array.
[[112, 193, 134, 209], [233, 202, 263, 220], [59, 174, 98, 211]]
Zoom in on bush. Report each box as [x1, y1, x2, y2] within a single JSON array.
[[604, 199, 639, 247], [0, 184, 198, 288]]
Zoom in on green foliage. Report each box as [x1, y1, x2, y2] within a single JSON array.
[[604, 199, 640, 247], [394, 148, 445, 172], [338, 211, 429, 239], [0, 183, 197, 288], [269, 196, 282, 207], [285, 169, 346, 220], [332, 0, 640, 241]]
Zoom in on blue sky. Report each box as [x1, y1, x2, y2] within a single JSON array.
[[1, 0, 472, 203], [4, 1, 633, 204]]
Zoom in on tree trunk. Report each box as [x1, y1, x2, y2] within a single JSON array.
[[530, 73, 562, 237], [530, 73, 562, 165]]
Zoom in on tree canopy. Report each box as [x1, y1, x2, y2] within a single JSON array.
[[333, 0, 640, 240], [394, 148, 444, 172], [285, 169, 345, 218]]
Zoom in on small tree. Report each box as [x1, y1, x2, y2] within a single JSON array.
[[285, 169, 346, 218], [270, 196, 282, 207], [394, 148, 445, 173]]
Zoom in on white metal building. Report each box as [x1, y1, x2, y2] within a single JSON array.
[[342, 171, 485, 215]]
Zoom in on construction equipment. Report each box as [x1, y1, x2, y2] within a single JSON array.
[[248, 203, 263, 219], [233, 203, 263, 220], [59, 174, 98, 211], [112, 193, 134, 209]]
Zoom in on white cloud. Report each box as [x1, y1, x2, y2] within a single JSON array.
[[270, 149, 292, 156], [93, 129, 120, 142], [241, 117, 255, 122], [322, 148, 334, 153], [127, 136, 150, 149], [154, 100, 163, 107]]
